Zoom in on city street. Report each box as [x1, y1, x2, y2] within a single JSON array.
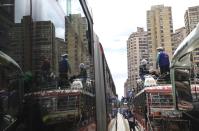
[[1, 0, 199, 131], [108, 113, 130, 131]]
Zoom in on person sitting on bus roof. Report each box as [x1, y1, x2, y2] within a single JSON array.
[[78, 63, 87, 84], [139, 59, 150, 80]]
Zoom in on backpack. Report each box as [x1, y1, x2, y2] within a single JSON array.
[[59, 59, 68, 73], [159, 52, 170, 66]]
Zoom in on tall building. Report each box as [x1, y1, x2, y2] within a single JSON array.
[[184, 5, 199, 64], [8, 16, 32, 71], [147, 5, 173, 68], [124, 80, 128, 97], [8, 16, 57, 77], [56, 38, 67, 61], [65, 14, 89, 76], [0, 0, 15, 52], [172, 27, 186, 54], [56, 38, 67, 75], [127, 27, 148, 90], [32, 21, 56, 76], [184, 6, 199, 35]]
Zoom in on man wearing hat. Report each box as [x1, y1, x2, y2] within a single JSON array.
[[59, 54, 71, 87], [156, 47, 170, 74]]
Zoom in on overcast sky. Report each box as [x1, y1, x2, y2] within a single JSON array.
[[87, 0, 199, 99]]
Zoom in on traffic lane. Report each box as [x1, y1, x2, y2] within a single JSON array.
[[108, 117, 116, 131], [117, 113, 130, 131], [108, 113, 130, 131], [121, 114, 139, 131]]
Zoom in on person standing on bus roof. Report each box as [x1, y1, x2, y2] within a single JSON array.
[[59, 54, 71, 87], [156, 47, 170, 75], [78, 63, 87, 80]]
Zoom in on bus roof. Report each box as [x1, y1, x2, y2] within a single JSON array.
[[135, 85, 172, 97]]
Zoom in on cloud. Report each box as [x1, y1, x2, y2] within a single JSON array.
[[104, 45, 127, 98], [15, 0, 30, 23], [114, 77, 127, 100], [15, 0, 65, 39], [105, 51, 127, 74], [57, 0, 66, 14], [56, 27, 65, 39]]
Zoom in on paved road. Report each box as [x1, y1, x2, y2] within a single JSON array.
[[108, 113, 130, 131]]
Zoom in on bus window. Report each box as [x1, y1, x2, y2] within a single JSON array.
[[0, 51, 23, 130], [0, 0, 92, 92], [174, 68, 193, 110]]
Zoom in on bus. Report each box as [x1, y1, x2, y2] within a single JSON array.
[[0, 51, 24, 130], [191, 84, 199, 102], [0, 0, 117, 131], [133, 84, 190, 131], [170, 23, 199, 130]]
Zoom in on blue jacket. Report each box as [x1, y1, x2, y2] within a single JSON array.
[[59, 59, 71, 73], [158, 51, 170, 67]]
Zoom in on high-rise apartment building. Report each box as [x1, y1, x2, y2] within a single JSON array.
[[184, 5, 199, 64], [172, 27, 186, 54], [55, 38, 67, 75], [8, 16, 32, 71], [0, 0, 15, 52], [124, 80, 128, 97], [184, 6, 199, 35], [32, 21, 56, 76], [56, 38, 67, 61], [127, 27, 148, 90], [65, 14, 90, 76], [147, 5, 173, 68], [8, 16, 57, 77]]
